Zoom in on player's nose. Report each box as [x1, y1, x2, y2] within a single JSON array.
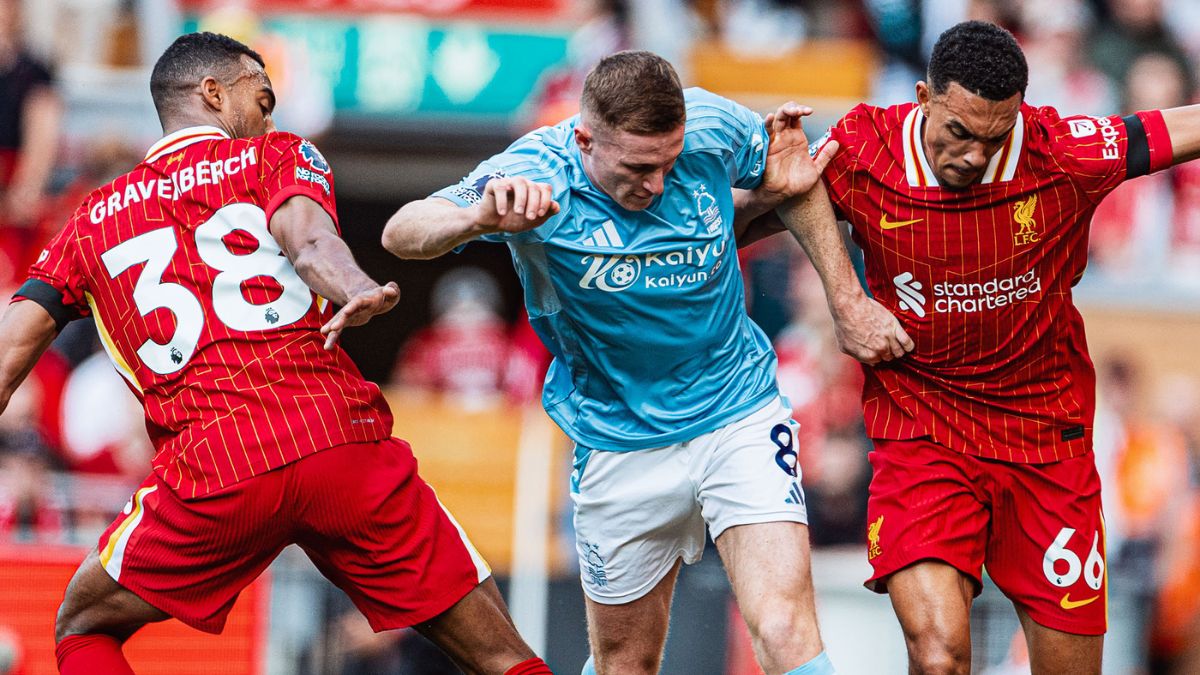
[[644, 169, 666, 195], [962, 142, 989, 169]]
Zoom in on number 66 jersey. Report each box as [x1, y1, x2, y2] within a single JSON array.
[[15, 127, 392, 498]]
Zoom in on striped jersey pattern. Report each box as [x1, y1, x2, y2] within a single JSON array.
[[822, 102, 1170, 463], [22, 127, 392, 497]]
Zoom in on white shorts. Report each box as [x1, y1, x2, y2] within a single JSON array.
[[570, 397, 808, 604]]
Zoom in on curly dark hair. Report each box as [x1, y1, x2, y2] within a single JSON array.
[[928, 21, 1027, 101], [150, 32, 265, 121]]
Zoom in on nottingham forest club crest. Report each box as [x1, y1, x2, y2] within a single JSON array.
[[694, 184, 723, 234]]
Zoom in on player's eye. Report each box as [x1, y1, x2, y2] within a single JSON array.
[[949, 127, 970, 140]]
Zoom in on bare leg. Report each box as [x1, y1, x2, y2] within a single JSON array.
[[1016, 606, 1102, 675], [715, 522, 824, 674], [585, 559, 681, 675], [885, 561, 975, 675], [55, 548, 170, 643], [413, 577, 539, 675]]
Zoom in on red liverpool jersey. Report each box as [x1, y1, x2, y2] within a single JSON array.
[[821, 102, 1172, 462], [15, 126, 392, 497]]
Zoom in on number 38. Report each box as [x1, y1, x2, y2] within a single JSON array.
[[1042, 527, 1104, 590], [100, 203, 312, 375]]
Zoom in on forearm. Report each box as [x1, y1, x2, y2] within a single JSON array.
[[733, 187, 785, 236], [0, 301, 57, 415], [270, 195, 383, 306], [290, 232, 380, 307], [776, 183, 865, 313], [382, 198, 490, 260], [12, 89, 61, 197], [1162, 105, 1200, 165]]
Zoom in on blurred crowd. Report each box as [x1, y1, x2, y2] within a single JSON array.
[[5, 0, 1200, 671]]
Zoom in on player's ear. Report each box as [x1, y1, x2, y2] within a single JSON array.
[[915, 81, 931, 115], [199, 76, 224, 112], [574, 126, 594, 154]]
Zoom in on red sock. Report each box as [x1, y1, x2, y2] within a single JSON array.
[[56, 634, 135, 675], [505, 657, 554, 675]]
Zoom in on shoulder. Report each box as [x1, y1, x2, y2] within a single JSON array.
[[489, 124, 576, 182], [683, 87, 762, 147], [258, 131, 319, 156], [833, 102, 909, 141], [686, 87, 758, 133], [1018, 103, 1108, 158], [257, 131, 333, 175]]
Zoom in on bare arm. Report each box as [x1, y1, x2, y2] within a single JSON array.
[[1162, 105, 1200, 165], [778, 183, 914, 364], [0, 301, 58, 416], [382, 197, 494, 260], [270, 195, 399, 349], [382, 178, 559, 260], [735, 202, 788, 249], [4, 87, 62, 226], [732, 102, 839, 246]]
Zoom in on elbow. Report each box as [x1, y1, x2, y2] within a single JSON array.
[[382, 204, 436, 260], [381, 209, 416, 258]]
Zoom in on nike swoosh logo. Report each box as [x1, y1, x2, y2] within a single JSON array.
[[880, 215, 923, 230], [1059, 593, 1100, 610]]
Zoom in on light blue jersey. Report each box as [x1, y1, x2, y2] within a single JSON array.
[[433, 88, 779, 451]]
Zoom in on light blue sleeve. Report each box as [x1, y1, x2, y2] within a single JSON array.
[[683, 88, 769, 190], [431, 129, 571, 243]]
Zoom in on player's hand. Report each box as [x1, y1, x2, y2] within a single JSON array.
[[474, 177, 561, 234], [321, 282, 401, 350], [832, 295, 914, 365], [755, 102, 840, 208]]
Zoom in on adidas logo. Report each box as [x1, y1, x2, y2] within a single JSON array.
[[784, 482, 805, 506], [582, 220, 624, 248], [894, 272, 926, 318]]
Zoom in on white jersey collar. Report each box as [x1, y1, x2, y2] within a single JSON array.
[[145, 126, 230, 163]]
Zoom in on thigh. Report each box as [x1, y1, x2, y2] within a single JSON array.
[[865, 439, 990, 593], [571, 444, 704, 604], [715, 521, 823, 668], [1016, 606, 1103, 675], [715, 521, 817, 618], [887, 561, 976, 661], [56, 548, 169, 642], [585, 559, 681, 675], [92, 471, 289, 634], [697, 398, 808, 539], [412, 577, 536, 674], [987, 454, 1107, 636], [295, 438, 491, 631]]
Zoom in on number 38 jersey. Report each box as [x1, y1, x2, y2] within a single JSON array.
[[15, 126, 392, 498]]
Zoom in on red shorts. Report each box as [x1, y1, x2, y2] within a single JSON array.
[[97, 438, 490, 634], [865, 438, 1107, 635]]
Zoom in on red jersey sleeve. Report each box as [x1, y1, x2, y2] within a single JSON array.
[[1041, 107, 1173, 203], [256, 132, 339, 233], [12, 210, 90, 327], [818, 104, 874, 221]]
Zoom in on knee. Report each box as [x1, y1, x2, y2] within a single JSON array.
[[591, 637, 662, 675], [54, 592, 111, 644], [54, 599, 86, 644], [746, 611, 817, 660], [906, 635, 970, 675]]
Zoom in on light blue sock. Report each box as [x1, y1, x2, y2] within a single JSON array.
[[784, 651, 835, 675], [581, 654, 597, 675]]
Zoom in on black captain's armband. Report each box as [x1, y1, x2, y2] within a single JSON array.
[[14, 279, 81, 330], [1122, 114, 1151, 179]]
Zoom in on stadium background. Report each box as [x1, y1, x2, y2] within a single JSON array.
[[1, 0, 1199, 672]]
